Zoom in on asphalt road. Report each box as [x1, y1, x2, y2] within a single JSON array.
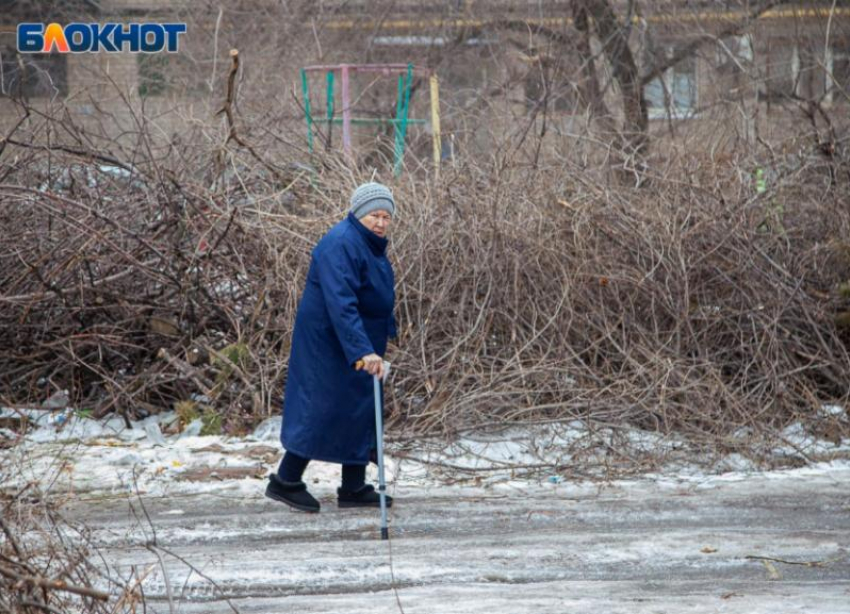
[[64, 463, 850, 614]]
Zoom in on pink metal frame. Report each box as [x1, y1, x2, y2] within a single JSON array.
[[302, 63, 432, 156]]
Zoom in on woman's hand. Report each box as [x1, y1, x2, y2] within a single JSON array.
[[357, 353, 384, 378]]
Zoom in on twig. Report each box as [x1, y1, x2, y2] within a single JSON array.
[[0, 564, 109, 601], [744, 554, 846, 568], [157, 348, 216, 396]]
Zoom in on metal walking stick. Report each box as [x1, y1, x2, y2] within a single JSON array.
[[373, 361, 390, 540], [356, 359, 391, 540]]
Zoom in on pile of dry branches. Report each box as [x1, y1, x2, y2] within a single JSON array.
[[1, 482, 120, 613], [0, 460, 242, 613], [388, 157, 850, 448], [1, 124, 849, 449]]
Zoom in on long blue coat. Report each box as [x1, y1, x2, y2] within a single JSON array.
[[281, 212, 397, 465]]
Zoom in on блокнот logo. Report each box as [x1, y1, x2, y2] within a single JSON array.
[[17, 23, 187, 53]]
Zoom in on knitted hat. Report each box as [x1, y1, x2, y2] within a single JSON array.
[[349, 182, 395, 219]]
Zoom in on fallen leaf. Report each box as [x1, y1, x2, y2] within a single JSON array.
[[425, 378, 434, 395], [86, 439, 131, 447], [149, 316, 181, 336], [0, 416, 25, 431]]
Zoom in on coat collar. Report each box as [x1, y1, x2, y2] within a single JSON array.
[[346, 212, 388, 256]]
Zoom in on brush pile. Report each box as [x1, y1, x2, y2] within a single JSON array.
[[2, 137, 849, 449]]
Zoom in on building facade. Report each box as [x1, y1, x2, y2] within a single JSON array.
[[0, 1, 847, 159]]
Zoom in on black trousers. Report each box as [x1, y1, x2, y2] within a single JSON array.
[[277, 450, 365, 490]]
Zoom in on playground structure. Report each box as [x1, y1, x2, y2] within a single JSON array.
[[300, 63, 442, 176]]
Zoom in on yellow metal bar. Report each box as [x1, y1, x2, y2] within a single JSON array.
[[325, 8, 850, 30], [429, 74, 441, 179]]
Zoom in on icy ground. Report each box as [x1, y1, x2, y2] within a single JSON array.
[[2, 408, 849, 613]]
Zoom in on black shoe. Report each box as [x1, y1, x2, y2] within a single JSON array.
[[265, 474, 320, 513], [337, 484, 393, 508]]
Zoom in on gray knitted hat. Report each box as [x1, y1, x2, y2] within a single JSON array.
[[349, 182, 395, 219]]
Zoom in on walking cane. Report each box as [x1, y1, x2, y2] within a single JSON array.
[[355, 359, 391, 540]]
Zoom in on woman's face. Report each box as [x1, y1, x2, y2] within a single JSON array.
[[360, 210, 393, 238]]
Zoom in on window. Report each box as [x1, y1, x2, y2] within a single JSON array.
[[372, 36, 448, 47], [0, 48, 68, 98], [826, 41, 850, 103], [370, 35, 497, 48], [795, 42, 826, 100], [715, 35, 753, 73], [644, 49, 697, 119], [762, 40, 796, 102], [762, 39, 839, 103]]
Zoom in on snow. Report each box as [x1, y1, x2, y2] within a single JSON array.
[[249, 415, 282, 442], [820, 404, 846, 418], [2, 406, 849, 613], [2, 405, 850, 499]]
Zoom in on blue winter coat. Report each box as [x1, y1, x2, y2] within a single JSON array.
[[281, 212, 397, 465]]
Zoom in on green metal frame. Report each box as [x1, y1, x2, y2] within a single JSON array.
[[302, 63, 417, 176]]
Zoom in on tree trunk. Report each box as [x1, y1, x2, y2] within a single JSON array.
[[576, 0, 649, 159]]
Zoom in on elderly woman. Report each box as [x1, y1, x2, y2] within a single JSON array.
[[266, 182, 397, 513]]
